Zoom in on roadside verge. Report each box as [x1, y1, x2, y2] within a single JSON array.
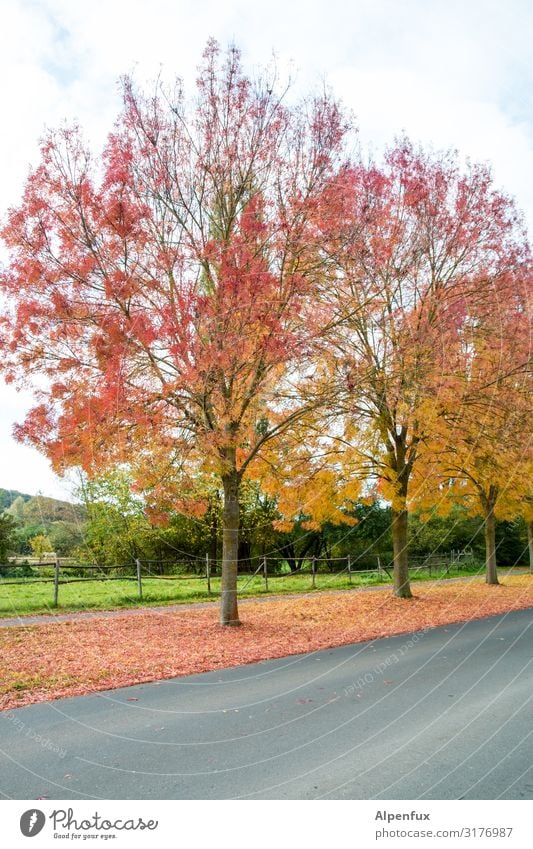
[[1, 574, 532, 711]]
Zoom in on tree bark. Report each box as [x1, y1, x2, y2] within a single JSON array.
[[528, 520, 533, 575], [391, 503, 412, 598], [220, 471, 241, 625], [484, 504, 499, 585]]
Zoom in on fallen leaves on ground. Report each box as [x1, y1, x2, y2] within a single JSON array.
[[1, 575, 532, 710]]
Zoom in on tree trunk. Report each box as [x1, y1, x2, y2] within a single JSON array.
[[484, 505, 499, 585], [220, 472, 241, 625], [528, 520, 533, 574], [281, 542, 296, 571], [238, 538, 252, 572], [391, 504, 412, 598], [210, 507, 218, 564]]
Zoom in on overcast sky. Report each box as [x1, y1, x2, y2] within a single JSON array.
[[1, 0, 532, 501]]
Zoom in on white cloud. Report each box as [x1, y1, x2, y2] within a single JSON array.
[[1, 0, 531, 498]]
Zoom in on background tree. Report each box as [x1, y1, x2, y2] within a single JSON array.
[[0, 512, 16, 562], [523, 500, 533, 573], [47, 521, 84, 556], [408, 504, 484, 560], [0, 489, 31, 511], [7, 495, 27, 524], [78, 470, 151, 566], [77, 467, 214, 568], [0, 42, 349, 625], [29, 534, 53, 561]]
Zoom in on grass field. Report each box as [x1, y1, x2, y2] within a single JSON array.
[[0, 562, 506, 617]]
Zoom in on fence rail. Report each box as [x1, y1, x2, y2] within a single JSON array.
[[0, 548, 482, 609]]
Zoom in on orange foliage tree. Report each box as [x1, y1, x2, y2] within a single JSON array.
[[413, 284, 532, 583], [0, 42, 351, 625], [318, 141, 530, 597]]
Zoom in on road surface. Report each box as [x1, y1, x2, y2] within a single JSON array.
[[1, 608, 532, 799]]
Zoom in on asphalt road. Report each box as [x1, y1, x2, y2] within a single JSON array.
[[1, 608, 532, 800]]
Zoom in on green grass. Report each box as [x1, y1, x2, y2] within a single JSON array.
[[0, 563, 500, 618]]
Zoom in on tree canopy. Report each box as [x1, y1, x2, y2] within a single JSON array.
[[1, 41, 531, 619]]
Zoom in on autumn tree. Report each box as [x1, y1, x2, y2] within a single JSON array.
[[416, 411, 530, 584], [257, 416, 362, 532], [0, 42, 349, 624], [318, 141, 530, 597], [414, 292, 531, 583]]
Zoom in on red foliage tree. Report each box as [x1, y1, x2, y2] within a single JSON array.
[[0, 42, 349, 624]]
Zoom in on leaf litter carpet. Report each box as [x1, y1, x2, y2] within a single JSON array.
[[1, 575, 532, 710]]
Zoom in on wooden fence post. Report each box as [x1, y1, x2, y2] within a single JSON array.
[[312, 554, 316, 589], [263, 556, 268, 592], [348, 554, 352, 584], [53, 554, 59, 608], [135, 558, 143, 601], [206, 553, 211, 594]]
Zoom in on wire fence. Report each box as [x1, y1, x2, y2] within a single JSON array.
[[0, 548, 482, 608]]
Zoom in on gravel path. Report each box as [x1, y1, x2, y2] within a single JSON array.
[[1, 569, 528, 628]]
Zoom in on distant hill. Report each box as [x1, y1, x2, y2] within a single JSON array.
[[0, 488, 32, 510], [1, 490, 85, 523], [1, 488, 86, 556]]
